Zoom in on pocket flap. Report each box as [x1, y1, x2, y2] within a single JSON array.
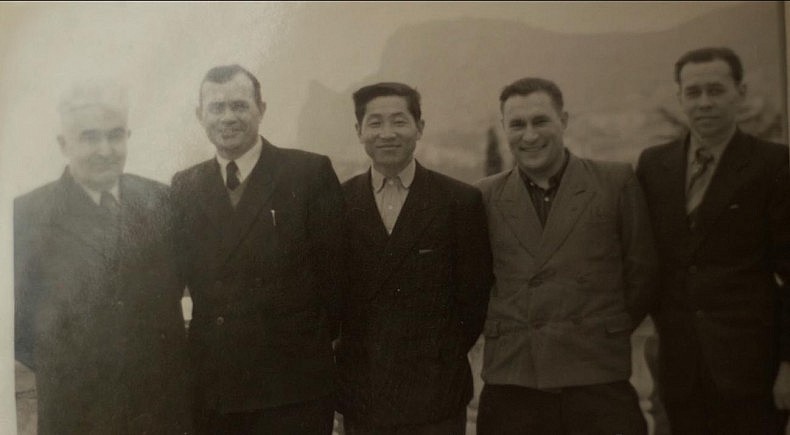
[[483, 320, 500, 338], [604, 313, 634, 334]]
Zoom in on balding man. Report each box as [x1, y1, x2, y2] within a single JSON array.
[[14, 79, 192, 434]]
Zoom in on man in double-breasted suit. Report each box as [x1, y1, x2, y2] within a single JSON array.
[[14, 80, 192, 434], [636, 47, 790, 435], [171, 64, 345, 434], [475, 77, 658, 435], [337, 82, 493, 434]]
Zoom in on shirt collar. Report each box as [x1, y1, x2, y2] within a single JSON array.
[[79, 181, 121, 206], [370, 158, 416, 192], [216, 136, 263, 184], [519, 150, 569, 190], [688, 127, 735, 163]]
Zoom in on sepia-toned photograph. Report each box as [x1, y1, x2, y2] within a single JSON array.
[[1, 2, 788, 434]]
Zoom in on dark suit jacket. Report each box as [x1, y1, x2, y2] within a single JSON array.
[[337, 162, 493, 426], [14, 170, 192, 435], [636, 130, 790, 399], [476, 154, 657, 389], [171, 137, 345, 413]]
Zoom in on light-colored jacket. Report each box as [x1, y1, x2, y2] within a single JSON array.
[[475, 153, 657, 389]]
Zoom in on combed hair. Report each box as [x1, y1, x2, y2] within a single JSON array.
[[352, 82, 421, 123], [674, 47, 743, 84], [499, 77, 564, 112]]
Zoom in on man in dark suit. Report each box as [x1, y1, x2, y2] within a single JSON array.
[[636, 46, 790, 434], [14, 80, 192, 434], [171, 64, 345, 434], [336, 82, 493, 434], [475, 77, 658, 435]]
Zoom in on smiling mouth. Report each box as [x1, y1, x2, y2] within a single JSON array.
[[518, 144, 546, 152]]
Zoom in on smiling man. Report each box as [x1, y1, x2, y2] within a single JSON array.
[[474, 77, 658, 435], [636, 47, 790, 435], [171, 64, 346, 434], [337, 82, 493, 434], [14, 79, 192, 434]]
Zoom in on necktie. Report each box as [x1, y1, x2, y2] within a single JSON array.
[[100, 191, 121, 218], [381, 176, 402, 234], [686, 146, 714, 214], [226, 161, 240, 190]]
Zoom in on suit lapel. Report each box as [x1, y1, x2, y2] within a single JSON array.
[[378, 163, 441, 285], [691, 131, 751, 252], [493, 168, 543, 258], [49, 171, 114, 256], [217, 139, 278, 265], [194, 160, 234, 234], [659, 137, 691, 240], [536, 155, 593, 267], [346, 170, 389, 248]]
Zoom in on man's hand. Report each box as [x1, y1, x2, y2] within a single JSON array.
[[773, 361, 790, 409]]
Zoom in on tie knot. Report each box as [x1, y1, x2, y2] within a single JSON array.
[[226, 161, 240, 190], [100, 191, 120, 217], [695, 147, 714, 165]]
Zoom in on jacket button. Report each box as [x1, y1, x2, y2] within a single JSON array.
[[394, 288, 401, 295], [216, 316, 225, 325], [695, 310, 705, 319]]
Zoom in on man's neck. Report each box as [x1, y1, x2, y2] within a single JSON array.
[[690, 124, 736, 150]]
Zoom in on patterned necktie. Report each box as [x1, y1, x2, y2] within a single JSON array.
[[100, 191, 121, 218], [226, 161, 240, 190], [686, 146, 715, 214]]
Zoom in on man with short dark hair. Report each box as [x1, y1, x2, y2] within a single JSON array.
[[171, 64, 346, 434], [337, 81, 493, 434], [637, 46, 790, 434], [14, 79, 192, 434], [475, 77, 657, 435]]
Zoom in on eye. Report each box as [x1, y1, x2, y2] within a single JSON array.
[[107, 129, 127, 143], [208, 103, 224, 114], [366, 120, 382, 128], [230, 101, 249, 112], [684, 88, 701, 98], [707, 86, 725, 96], [80, 131, 102, 144], [392, 119, 408, 127], [507, 120, 526, 129]]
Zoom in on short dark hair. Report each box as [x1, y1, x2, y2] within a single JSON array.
[[674, 47, 743, 84], [499, 77, 564, 113], [352, 82, 421, 124], [199, 64, 263, 110]]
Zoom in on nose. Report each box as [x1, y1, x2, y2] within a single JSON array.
[[96, 136, 114, 156], [521, 125, 539, 142], [697, 92, 713, 108], [379, 124, 396, 139], [219, 108, 237, 123]]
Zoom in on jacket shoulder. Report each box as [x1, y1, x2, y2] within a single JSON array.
[[171, 158, 215, 188], [14, 180, 62, 218], [425, 168, 481, 201], [474, 170, 510, 194]]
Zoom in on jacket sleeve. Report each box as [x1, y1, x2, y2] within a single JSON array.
[[618, 168, 659, 328], [767, 147, 790, 360], [453, 188, 494, 352], [14, 197, 39, 369], [308, 156, 347, 340]]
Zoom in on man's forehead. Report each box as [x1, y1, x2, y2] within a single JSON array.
[[679, 60, 735, 84], [201, 74, 255, 99], [503, 93, 559, 116], [62, 105, 127, 129]]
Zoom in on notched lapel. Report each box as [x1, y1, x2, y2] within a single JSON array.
[[195, 160, 234, 234], [536, 157, 593, 267], [493, 169, 542, 257], [691, 132, 752, 250], [347, 170, 389, 248], [218, 141, 278, 265], [378, 164, 441, 285], [50, 176, 113, 256]]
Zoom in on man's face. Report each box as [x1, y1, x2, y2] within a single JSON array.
[[678, 59, 745, 140], [58, 105, 129, 191], [356, 95, 424, 176], [502, 91, 568, 179], [197, 73, 265, 159]]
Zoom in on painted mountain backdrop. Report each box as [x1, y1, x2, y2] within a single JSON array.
[[295, 2, 784, 183]]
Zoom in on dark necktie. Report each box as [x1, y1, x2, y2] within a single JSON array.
[[686, 146, 714, 214], [226, 161, 240, 190], [100, 191, 121, 218]]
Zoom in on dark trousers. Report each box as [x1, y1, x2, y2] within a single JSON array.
[[344, 406, 466, 435], [195, 395, 334, 435], [663, 358, 786, 435], [476, 381, 646, 435]]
